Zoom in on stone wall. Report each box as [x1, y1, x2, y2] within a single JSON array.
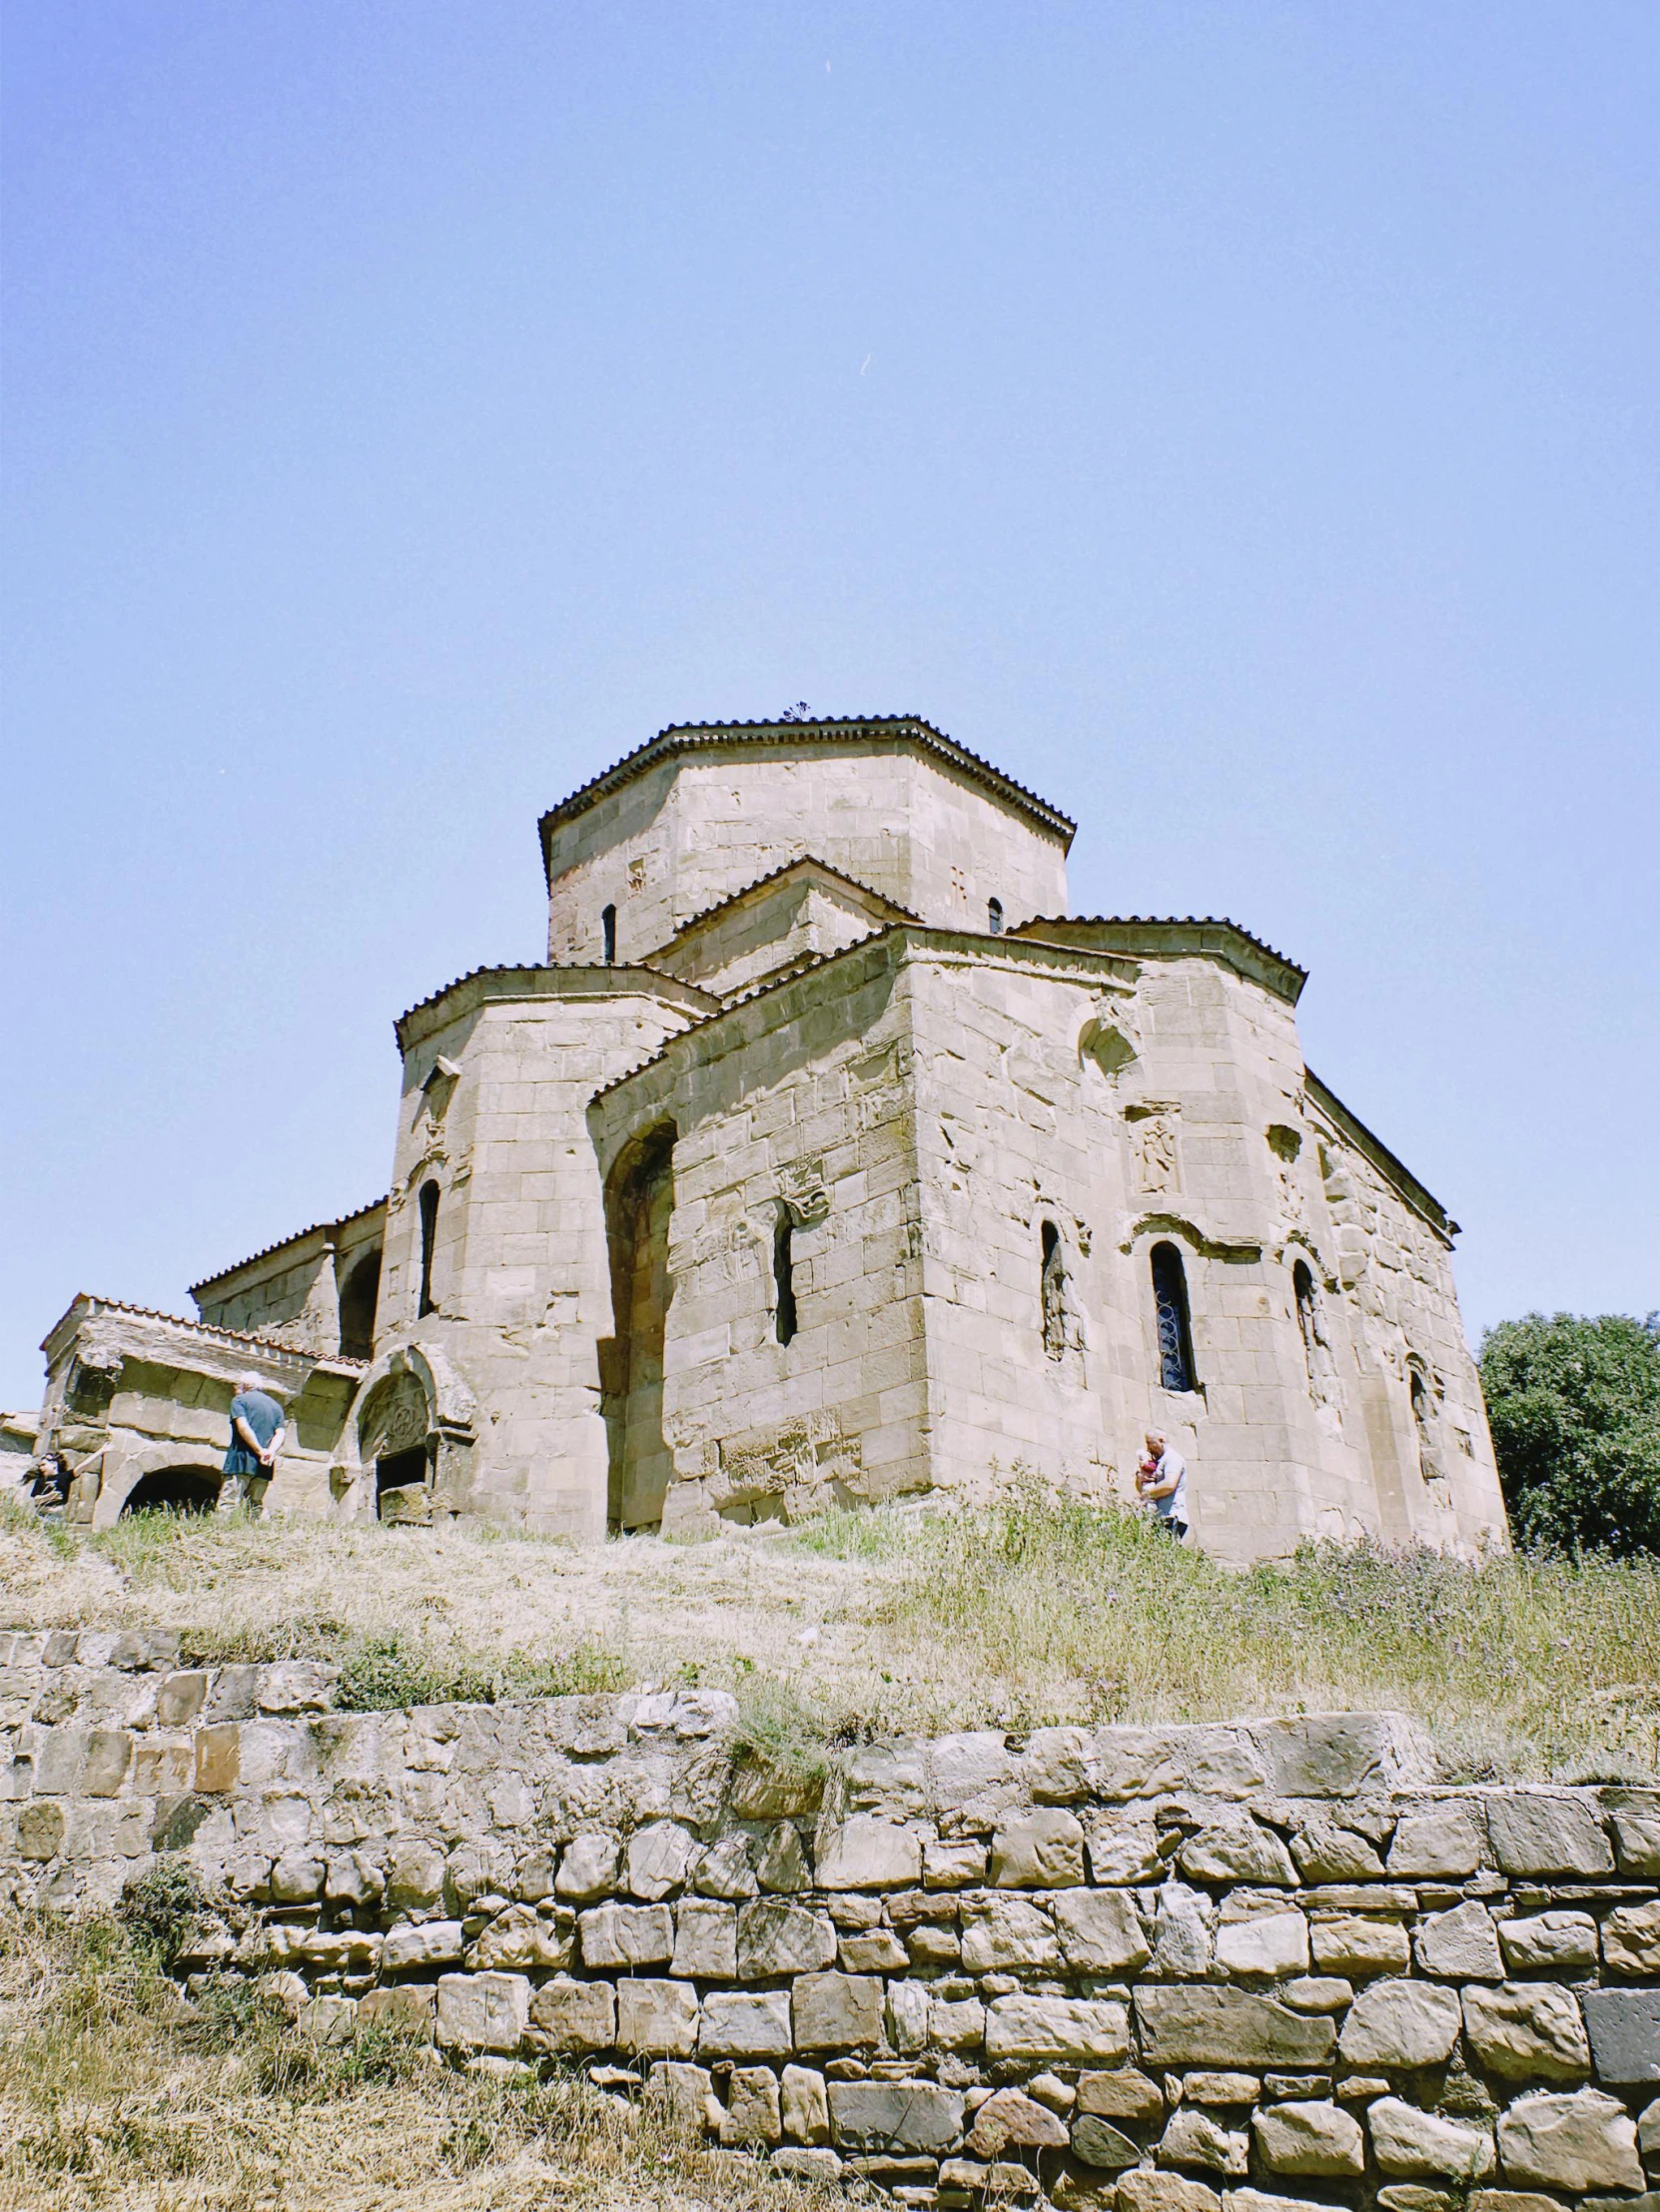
[[4, 1643, 1655, 2209]]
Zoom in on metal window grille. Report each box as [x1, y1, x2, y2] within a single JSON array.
[[1151, 1241, 1196, 1392]]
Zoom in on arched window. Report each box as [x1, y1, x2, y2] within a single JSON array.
[[1410, 1363, 1442, 1484], [1150, 1241, 1197, 1392], [987, 897, 1003, 935], [601, 905, 617, 964], [1040, 1220, 1067, 1359], [417, 1182, 440, 1318], [773, 1213, 798, 1345], [338, 1247, 382, 1362]]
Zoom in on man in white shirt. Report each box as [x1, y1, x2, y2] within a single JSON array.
[[1137, 1430, 1189, 1542]]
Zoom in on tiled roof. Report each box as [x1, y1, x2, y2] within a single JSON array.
[[190, 1196, 386, 1296], [536, 717, 1077, 865], [1012, 914, 1306, 1002], [392, 962, 720, 1052], [662, 855, 919, 944], [42, 1293, 368, 1367]]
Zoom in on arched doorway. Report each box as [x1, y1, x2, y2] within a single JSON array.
[[338, 1248, 383, 1362], [120, 1468, 222, 1516], [602, 1122, 676, 1531], [358, 1369, 434, 1523]]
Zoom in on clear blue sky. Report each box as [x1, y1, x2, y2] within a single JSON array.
[[4, 2, 1656, 1410]]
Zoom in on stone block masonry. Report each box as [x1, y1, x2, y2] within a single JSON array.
[[4, 1632, 1656, 2209]]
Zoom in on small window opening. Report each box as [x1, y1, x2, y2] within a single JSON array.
[[987, 897, 1003, 935], [1410, 1363, 1443, 1484], [601, 904, 617, 964], [120, 1468, 221, 1517], [416, 1181, 440, 1318], [773, 1213, 798, 1345], [1040, 1220, 1068, 1359], [1150, 1240, 1197, 1392], [1292, 1259, 1317, 1379]]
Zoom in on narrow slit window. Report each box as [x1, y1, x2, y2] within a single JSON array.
[[1150, 1240, 1197, 1392], [773, 1214, 798, 1345], [417, 1181, 440, 1318], [1292, 1259, 1317, 1380], [1040, 1220, 1067, 1359], [601, 904, 617, 964], [987, 897, 1003, 935]]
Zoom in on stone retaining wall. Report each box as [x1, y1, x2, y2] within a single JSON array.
[[3, 1631, 1657, 2210]]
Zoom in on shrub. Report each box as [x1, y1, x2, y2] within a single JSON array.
[[119, 1857, 205, 1968], [1479, 1310, 1660, 1556]]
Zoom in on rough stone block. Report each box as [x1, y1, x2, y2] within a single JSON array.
[[737, 1898, 837, 1978], [646, 2058, 717, 2136], [962, 1893, 1061, 1971], [840, 1926, 908, 1971], [782, 2063, 830, 2144], [1138, 1988, 1337, 2069], [468, 1902, 573, 1971], [985, 1994, 1130, 2065], [1215, 1910, 1308, 1980], [155, 1671, 208, 1728], [1497, 2091, 1644, 2193], [1055, 1887, 1153, 1973], [1290, 1824, 1385, 1882], [1603, 1898, 1660, 1976], [628, 1820, 695, 1900], [1582, 1988, 1660, 2084], [300, 1993, 358, 2045], [1252, 2101, 1365, 2178], [992, 1809, 1087, 1888], [1310, 1915, 1410, 1977], [17, 1802, 64, 1860], [194, 1724, 241, 1794], [1179, 1822, 1296, 1886], [887, 1977, 929, 2055], [1417, 1901, 1503, 1981], [579, 1901, 673, 1970], [616, 1977, 699, 2058], [1226, 2190, 1343, 2212], [1117, 2176, 1221, 2212], [693, 1835, 758, 1899], [1498, 1913, 1598, 1973], [1088, 1823, 1167, 1885], [555, 1832, 620, 1900], [1387, 1811, 1483, 1879], [1338, 1981, 1462, 2068], [815, 1815, 922, 1890], [359, 1983, 435, 2036], [82, 1729, 133, 1796], [930, 1995, 987, 2052], [924, 1837, 987, 1888], [773, 2146, 842, 2184], [827, 2080, 966, 2154], [1155, 1880, 1217, 1977], [1464, 1984, 1591, 2083], [1186, 2074, 1259, 2106], [721, 2065, 782, 2146], [435, 1971, 529, 2054], [1484, 1794, 1613, 1878], [699, 1989, 793, 2059], [968, 2088, 1070, 2156], [671, 1897, 737, 1978], [755, 1822, 809, 1893], [386, 1842, 445, 1911], [1369, 2097, 1495, 2179], [526, 1975, 615, 2056], [792, 1970, 884, 2052], [1156, 2109, 1246, 2174], [1610, 1813, 1660, 1877], [383, 1919, 463, 1970], [1078, 2069, 1164, 2123]]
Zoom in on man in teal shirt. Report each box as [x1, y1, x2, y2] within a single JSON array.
[[224, 1373, 285, 1513]]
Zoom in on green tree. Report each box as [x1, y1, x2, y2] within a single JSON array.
[[1478, 1311, 1660, 1556]]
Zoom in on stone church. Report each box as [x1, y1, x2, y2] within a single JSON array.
[[33, 717, 1508, 1562]]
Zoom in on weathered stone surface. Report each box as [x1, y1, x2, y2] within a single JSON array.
[[1160, 2110, 1249, 2175], [1417, 1900, 1503, 1980], [1387, 1811, 1484, 1879], [1282, 1977, 1352, 2014], [968, 2088, 1071, 2156], [1603, 1897, 1660, 1975], [616, 1976, 700, 2057], [987, 1995, 1130, 2065], [526, 1975, 614, 2055], [1496, 2091, 1644, 2192], [1582, 1988, 1660, 2084], [781, 2063, 830, 2144], [1252, 2101, 1365, 2178], [698, 1989, 793, 2059], [578, 1901, 673, 1970], [792, 1970, 883, 2052], [1485, 1795, 1614, 1878], [1179, 1822, 1296, 1886], [1078, 2068, 1165, 2123], [736, 1898, 836, 1978], [382, 1919, 463, 1970], [385, 1842, 445, 1912], [1498, 1913, 1598, 1973], [359, 1983, 434, 2035], [1338, 1980, 1462, 2068], [1637, 2094, 1660, 2157], [435, 1971, 529, 2053], [839, 1926, 908, 1972], [1073, 2115, 1142, 2169], [692, 1834, 757, 1898], [1029, 1727, 1092, 1804], [1610, 1813, 1660, 1877], [721, 2065, 783, 2145], [961, 1892, 1061, 1972], [827, 2080, 966, 2153], [1369, 2097, 1496, 2179], [646, 2058, 717, 2135], [1310, 1914, 1410, 1976], [670, 1897, 737, 1978], [1054, 1887, 1152, 1973], [1154, 1880, 1217, 1977], [1139, 1988, 1337, 2069], [924, 1837, 988, 1888], [467, 1902, 573, 1971], [1226, 2191, 1346, 2212], [1463, 1984, 1591, 2083], [1215, 1909, 1308, 1979], [1187, 2073, 1258, 2106], [929, 1994, 987, 2052], [1469, 2194, 1566, 2212], [1291, 1824, 1385, 1881], [1117, 2174, 1221, 2212], [755, 1822, 809, 1893], [628, 1820, 695, 1900], [1088, 1823, 1167, 1885], [993, 1809, 1087, 1888], [555, 1833, 620, 1901], [815, 1815, 922, 1890]]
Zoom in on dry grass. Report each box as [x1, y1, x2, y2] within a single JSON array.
[[2, 1490, 1657, 1782], [0, 1902, 838, 2212]]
